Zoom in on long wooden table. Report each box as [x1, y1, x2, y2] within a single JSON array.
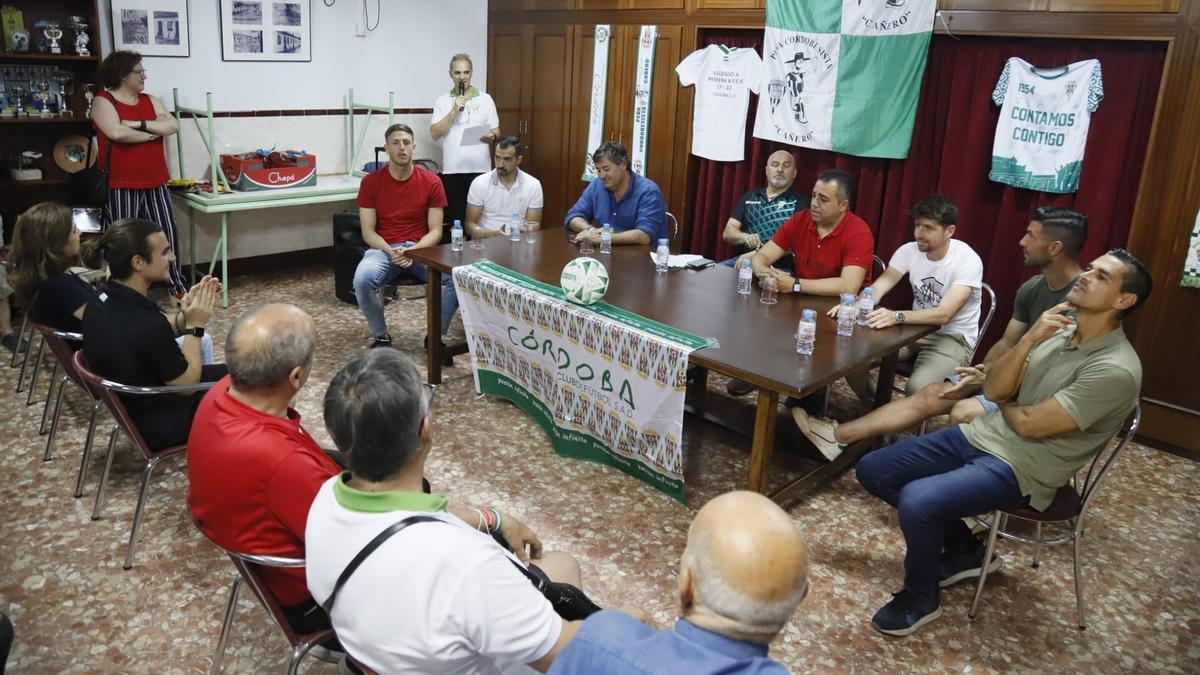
[[406, 233, 934, 503]]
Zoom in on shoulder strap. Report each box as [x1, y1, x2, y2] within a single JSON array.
[[321, 515, 443, 615]]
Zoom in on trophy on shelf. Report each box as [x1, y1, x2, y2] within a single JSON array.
[[54, 70, 74, 117], [37, 78, 52, 118], [84, 83, 96, 119], [11, 84, 27, 119], [44, 24, 63, 54], [69, 16, 90, 56]]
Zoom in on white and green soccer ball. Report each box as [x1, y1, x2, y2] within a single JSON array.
[[560, 257, 610, 305]]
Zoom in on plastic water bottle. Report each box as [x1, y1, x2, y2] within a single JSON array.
[[856, 287, 874, 326], [737, 258, 753, 295], [450, 219, 464, 251], [837, 293, 856, 337], [599, 223, 613, 255], [655, 238, 670, 273], [796, 309, 817, 356], [508, 212, 522, 242]]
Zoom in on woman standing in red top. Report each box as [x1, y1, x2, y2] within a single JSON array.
[[91, 50, 185, 295]]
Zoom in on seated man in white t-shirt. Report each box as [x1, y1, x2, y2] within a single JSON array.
[[833, 194, 983, 405], [465, 136, 544, 240], [306, 349, 589, 674]]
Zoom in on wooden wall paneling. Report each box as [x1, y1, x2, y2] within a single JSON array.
[[694, 0, 763, 9], [577, 0, 622, 9], [625, 0, 686, 9], [527, 0, 573, 8], [488, 23, 529, 148], [671, 25, 700, 251], [526, 24, 576, 222], [609, 24, 683, 194], [1123, 0, 1200, 456], [1047, 0, 1179, 12], [567, 24, 600, 200]]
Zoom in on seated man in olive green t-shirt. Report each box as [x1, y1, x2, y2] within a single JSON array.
[[854, 248, 1151, 638]]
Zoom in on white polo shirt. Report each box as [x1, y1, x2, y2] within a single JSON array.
[[466, 168, 545, 232], [432, 87, 500, 175], [305, 476, 560, 675]]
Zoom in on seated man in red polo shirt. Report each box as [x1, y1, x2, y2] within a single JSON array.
[[188, 303, 548, 662], [750, 168, 874, 297], [734, 169, 876, 404], [353, 122, 452, 350]]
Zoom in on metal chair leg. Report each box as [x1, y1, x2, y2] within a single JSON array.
[[75, 400, 102, 498], [43, 375, 70, 461], [287, 641, 322, 675], [123, 456, 161, 570], [15, 329, 38, 391], [92, 426, 120, 520], [39, 362, 60, 434], [969, 512, 1005, 618], [1032, 522, 1043, 568], [9, 311, 27, 368], [24, 335, 46, 404], [209, 574, 243, 675], [1073, 525, 1087, 630]]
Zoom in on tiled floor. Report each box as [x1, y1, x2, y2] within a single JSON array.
[[1, 264, 1197, 673]]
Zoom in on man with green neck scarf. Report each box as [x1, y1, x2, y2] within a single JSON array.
[[306, 349, 588, 673]]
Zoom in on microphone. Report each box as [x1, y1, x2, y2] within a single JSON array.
[[457, 82, 465, 111]]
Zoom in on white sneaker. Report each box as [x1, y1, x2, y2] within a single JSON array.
[[792, 408, 843, 461]]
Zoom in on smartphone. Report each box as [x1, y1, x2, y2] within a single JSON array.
[[72, 207, 103, 234]]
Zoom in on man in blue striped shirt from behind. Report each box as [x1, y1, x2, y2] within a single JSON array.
[[549, 491, 809, 675], [565, 142, 668, 246]]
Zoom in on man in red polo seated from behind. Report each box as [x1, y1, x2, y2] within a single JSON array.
[[746, 168, 876, 412], [188, 303, 549, 663]]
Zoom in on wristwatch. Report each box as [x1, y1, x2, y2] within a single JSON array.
[[792, 279, 802, 294], [895, 312, 906, 325], [186, 326, 205, 337], [138, 120, 147, 131]]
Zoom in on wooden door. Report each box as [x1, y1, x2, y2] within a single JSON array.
[[566, 24, 624, 205], [524, 24, 575, 222], [487, 24, 528, 150]]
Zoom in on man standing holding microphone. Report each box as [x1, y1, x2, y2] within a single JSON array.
[[431, 53, 501, 228]]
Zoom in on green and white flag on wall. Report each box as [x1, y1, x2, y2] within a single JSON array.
[[753, 0, 936, 159]]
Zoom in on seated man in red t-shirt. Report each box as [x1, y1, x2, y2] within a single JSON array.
[[188, 303, 549, 661], [732, 170, 876, 403], [353, 123, 452, 349]]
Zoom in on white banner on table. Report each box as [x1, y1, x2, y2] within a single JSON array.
[[582, 24, 612, 182], [630, 25, 658, 176], [454, 261, 710, 502]]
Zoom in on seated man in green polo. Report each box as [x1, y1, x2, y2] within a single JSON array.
[[855, 249, 1151, 637]]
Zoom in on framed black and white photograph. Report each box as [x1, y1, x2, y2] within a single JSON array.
[[111, 0, 190, 57], [221, 0, 310, 62]]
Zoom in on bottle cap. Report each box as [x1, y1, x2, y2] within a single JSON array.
[[841, 293, 855, 303], [659, 238, 669, 245], [802, 309, 816, 320], [453, 219, 461, 226], [863, 287, 872, 296]]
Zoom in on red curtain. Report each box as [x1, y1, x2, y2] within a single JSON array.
[[686, 31, 1166, 353]]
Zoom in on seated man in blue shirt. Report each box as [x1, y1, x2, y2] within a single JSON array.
[[564, 142, 668, 246], [550, 491, 809, 675]]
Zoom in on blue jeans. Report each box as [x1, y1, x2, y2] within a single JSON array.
[[352, 244, 455, 338], [175, 333, 214, 365], [856, 427, 1027, 600]]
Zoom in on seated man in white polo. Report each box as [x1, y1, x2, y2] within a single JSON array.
[[464, 135, 543, 239], [439, 136, 546, 339]]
